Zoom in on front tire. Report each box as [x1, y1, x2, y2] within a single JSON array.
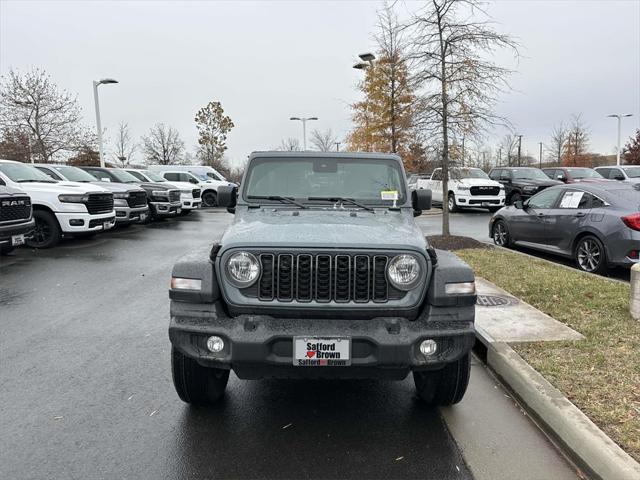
[[492, 219, 511, 247], [414, 353, 471, 406], [202, 190, 217, 208], [575, 235, 607, 274], [171, 347, 229, 405], [26, 210, 61, 249], [447, 193, 458, 213]]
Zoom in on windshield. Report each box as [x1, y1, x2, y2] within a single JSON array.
[[567, 168, 603, 179], [452, 168, 490, 179], [0, 162, 57, 183], [142, 171, 165, 182], [110, 169, 141, 183], [512, 169, 550, 180], [207, 171, 225, 181], [243, 157, 406, 205], [53, 166, 97, 182], [623, 167, 640, 178]]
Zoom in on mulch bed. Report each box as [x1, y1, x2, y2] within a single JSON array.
[[426, 235, 490, 251]]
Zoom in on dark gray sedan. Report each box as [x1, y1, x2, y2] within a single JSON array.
[[489, 183, 640, 273]]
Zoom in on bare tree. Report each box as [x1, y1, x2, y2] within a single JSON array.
[[563, 114, 590, 166], [408, 0, 519, 235], [279, 138, 302, 151], [499, 132, 518, 166], [310, 129, 338, 152], [141, 123, 185, 165], [0, 68, 90, 162], [112, 122, 136, 167], [547, 122, 568, 166]]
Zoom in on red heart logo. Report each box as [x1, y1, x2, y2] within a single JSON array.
[[306, 351, 316, 358]]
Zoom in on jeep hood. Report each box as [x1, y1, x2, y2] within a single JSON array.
[[220, 208, 427, 251]]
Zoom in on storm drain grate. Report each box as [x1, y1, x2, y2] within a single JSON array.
[[476, 294, 516, 307]]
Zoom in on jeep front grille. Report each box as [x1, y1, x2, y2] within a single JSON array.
[[252, 253, 403, 303], [0, 196, 31, 223]]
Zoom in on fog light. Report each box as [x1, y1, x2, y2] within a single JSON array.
[[69, 219, 84, 226], [206, 336, 224, 353], [420, 339, 437, 356]]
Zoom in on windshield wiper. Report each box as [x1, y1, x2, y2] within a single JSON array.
[[248, 195, 308, 209], [308, 196, 374, 212]]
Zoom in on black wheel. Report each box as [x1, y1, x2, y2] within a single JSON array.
[[575, 235, 607, 274], [492, 219, 511, 247], [0, 244, 16, 255], [202, 190, 217, 208], [447, 193, 458, 213], [171, 347, 229, 405], [509, 192, 522, 206], [414, 353, 471, 406], [26, 210, 61, 249]]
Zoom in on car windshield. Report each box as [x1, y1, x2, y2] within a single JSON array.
[[110, 169, 141, 183], [512, 169, 550, 180], [207, 171, 225, 181], [53, 166, 97, 182], [568, 168, 603, 179], [452, 168, 489, 179], [622, 167, 640, 178], [243, 157, 406, 205], [142, 171, 166, 182], [0, 162, 57, 183]]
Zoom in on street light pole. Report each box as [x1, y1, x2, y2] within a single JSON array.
[[539, 142, 543, 168], [289, 117, 318, 151], [516, 135, 523, 167], [607, 114, 633, 166], [92, 78, 118, 167], [353, 53, 376, 151]]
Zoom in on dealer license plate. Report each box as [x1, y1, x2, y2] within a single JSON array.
[[11, 234, 25, 246], [140, 213, 147, 222], [103, 221, 112, 230], [293, 337, 351, 366], [482, 202, 491, 207]]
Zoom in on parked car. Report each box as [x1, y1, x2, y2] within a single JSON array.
[[489, 183, 640, 273], [34, 164, 149, 226], [168, 151, 476, 406], [488, 167, 562, 205], [407, 173, 430, 191], [594, 165, 640, 184], [0, 184, 35, 255], [542, 167, 607, 184], [147, 164, 235, 207], [79, 167, 182, 220], [420, 167, 505, 212], [123, 169, 201, 214], [0, 160, 115, 248]]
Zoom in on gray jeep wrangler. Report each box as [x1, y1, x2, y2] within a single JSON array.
[[168, 152, 476, 406]]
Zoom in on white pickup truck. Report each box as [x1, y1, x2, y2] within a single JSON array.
[[147, 165, 235, 207], [0, 159, 115, 248], [417, 167, 505, 213]]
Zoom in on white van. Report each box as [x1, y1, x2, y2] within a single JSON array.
[[147, 165, 235, 207]]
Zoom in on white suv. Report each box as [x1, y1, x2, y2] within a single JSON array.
[[147, 165, 234, 207], [419, 167, 505, 212], [0, 160, 116, 248], [124, 169, 201, 213]]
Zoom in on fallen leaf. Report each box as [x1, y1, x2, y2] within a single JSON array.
[[149, 410, 158, 417], [282, 423, 292, 430], [395, 456, 404, 462]]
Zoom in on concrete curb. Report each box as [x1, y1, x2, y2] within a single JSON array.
[[477, 337, 640, 480]]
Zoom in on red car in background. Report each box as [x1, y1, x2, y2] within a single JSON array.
[[542, 167, 608, 184]]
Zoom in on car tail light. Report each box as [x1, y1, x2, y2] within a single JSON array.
[[622, 213, 640, 231], [629, 250, 639, 260]]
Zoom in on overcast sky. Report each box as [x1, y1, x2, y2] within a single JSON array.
[[1, 0, 639, 166]]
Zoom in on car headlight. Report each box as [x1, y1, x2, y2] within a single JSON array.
[[112, 192, 129, 199], [58, 194, 89, 203], [387, 254, 421, 291], [151, 190, 169, 197], [226, 252, 261, 288], [113, 199, 128, 207]]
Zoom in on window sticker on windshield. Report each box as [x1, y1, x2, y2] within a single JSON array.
[[560, 191, 584, 208], [381, 190, 398, 201]]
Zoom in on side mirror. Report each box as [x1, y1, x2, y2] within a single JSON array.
[[556, 175, 566, 182], [614, 175, 625, 181], [412, 189, 432, 216], [217, 185, 237, 212], [514, 200, 524, 209]]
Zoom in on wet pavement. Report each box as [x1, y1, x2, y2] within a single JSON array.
[[1, 210, 579, 480]]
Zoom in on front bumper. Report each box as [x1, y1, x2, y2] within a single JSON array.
[[0, 219, 35, 245], [180, 194, 201, 210], [150, 200, 182, 217], [55, 211, 116, 233], [115, 205, 149, 224], [169, 301, 475, 379], [455, 194, 505, 208]]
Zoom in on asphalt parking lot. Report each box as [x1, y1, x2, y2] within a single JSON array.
[[1, 210, 580, 480]]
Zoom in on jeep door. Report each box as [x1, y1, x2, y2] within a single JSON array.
[[509, 188, 562, 246]]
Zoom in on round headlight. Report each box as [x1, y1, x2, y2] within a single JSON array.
[[226, 252, 260, 287], [387, 254, 421, 290]]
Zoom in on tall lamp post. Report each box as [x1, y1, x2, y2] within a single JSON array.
[[289, 117, 318, 151], [353, 53, 376, 152], [93, 78, 118, 167], [607, 113, 633, 166]]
